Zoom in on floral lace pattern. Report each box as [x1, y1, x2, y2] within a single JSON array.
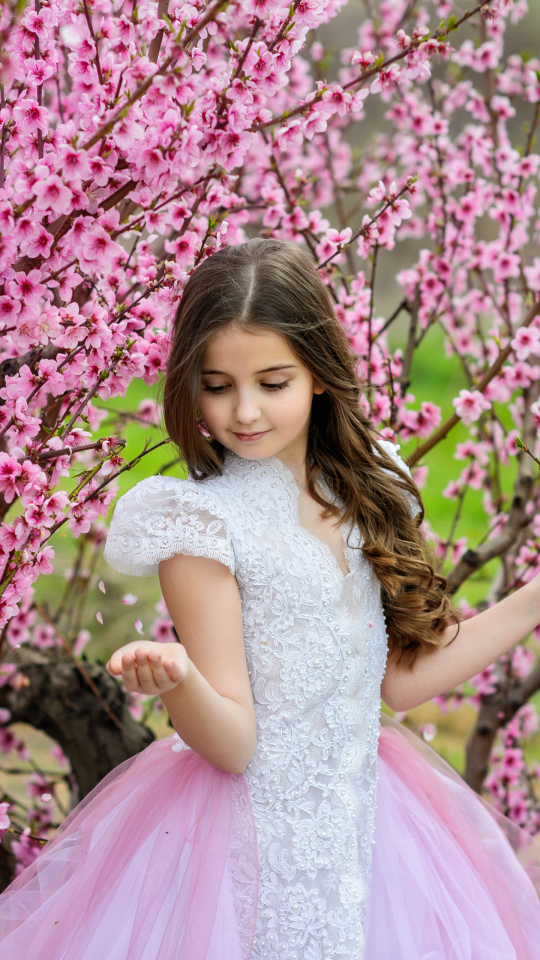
[[105, 447, 406, 960]]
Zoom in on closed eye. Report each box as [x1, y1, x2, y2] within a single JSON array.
[[262, 381, 289, 391], [201, 381, 290, 393]]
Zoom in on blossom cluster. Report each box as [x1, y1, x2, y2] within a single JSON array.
[[0, 0, 539, 868], [485, 703, 540, 831]]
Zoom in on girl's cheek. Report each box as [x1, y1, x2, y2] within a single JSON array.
[[199, 397, 228, 433]]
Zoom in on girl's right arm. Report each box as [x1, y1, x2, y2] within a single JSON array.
[[106, 553, 256, 775]]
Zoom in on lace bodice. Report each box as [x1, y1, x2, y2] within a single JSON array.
[[104, 443, 412, 960]]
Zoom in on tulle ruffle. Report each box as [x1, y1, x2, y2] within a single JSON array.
[[365, 719, 540, 959], [0, 738, 258, 960], [2, 719, 540, 960]]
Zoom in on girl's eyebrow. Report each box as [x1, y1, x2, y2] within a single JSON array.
[[201, 364, 298, 375]]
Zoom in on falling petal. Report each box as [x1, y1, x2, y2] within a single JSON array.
[[98, 580, 106, 594], [96, 611, 103, 625], [122, 594, 138, 605], [134, 619, 144, 635], [41, 793, 52, 803]]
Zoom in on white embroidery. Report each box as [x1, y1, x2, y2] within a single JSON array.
[[105, 452, 391, 960]]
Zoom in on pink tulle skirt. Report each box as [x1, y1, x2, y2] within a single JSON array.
[[0, 739, 258, 960], [1, 720, 540, 959], [366, 718, 540, 959]]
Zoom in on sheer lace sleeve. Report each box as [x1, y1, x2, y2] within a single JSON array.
[[103, 476, 235, 577], [377, 438, 422, 518]]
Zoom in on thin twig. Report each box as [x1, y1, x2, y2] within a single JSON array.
[[318, 180, 414, 270], [82, 0, 104, 85], [37, 439, 125, 461], [34, 603, 137, 741], [253, 0, 496, 132], [408, 298, 540, 467], [366, 243, 379, 400], [81, 0, 229, 152], [374, 298, 408, 340], [45, 438, 171, 538]]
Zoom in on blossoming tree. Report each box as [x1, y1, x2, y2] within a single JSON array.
[[0, 0, 539, 885]]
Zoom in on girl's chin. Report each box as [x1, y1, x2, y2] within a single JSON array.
[[227, 438, 279, 459]]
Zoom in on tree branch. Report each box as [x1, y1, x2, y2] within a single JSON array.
[[407, 297, 540, 467], [0, 646, 153, 801], [464, 663, 540, 793], [81, 0, 229, 152], [148, 0, 169, 64], [253, 0, 496, 132], [398, 285, 419, 393], [447, 379, 540, 590]]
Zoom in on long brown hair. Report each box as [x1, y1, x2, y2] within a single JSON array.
[[164, 238, 455, 667]]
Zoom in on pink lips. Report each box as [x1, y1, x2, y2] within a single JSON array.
[[233, 430, 270, 443]]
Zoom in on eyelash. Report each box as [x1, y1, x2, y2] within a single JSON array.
[[202, 381, 290, 394]]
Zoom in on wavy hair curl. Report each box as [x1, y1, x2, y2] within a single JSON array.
[[164, 238, 455, 667]]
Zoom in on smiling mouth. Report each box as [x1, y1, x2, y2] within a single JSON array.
[[232, 430, 270, 442]]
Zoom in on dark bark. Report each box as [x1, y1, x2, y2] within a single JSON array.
[[0, 648, 153, 891], [0, 838, 15, 891], [0, 646, 154, 801], [148, 0, 169, 63], [464, 663, 540, 793]]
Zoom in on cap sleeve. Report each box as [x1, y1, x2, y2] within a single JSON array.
[[103, 476, 235, 577], [376, 439, 421, 518]]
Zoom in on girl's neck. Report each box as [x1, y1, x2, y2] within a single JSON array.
[[273, 438, 309, 491]]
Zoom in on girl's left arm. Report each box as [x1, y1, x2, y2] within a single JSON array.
[[381, 573, 540, 712]]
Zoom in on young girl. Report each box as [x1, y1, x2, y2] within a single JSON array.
[[2, 238, 540, 959]]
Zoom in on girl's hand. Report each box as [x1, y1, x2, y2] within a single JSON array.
[[106, 641, 190, 695]]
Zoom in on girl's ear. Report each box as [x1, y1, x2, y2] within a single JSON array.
[[313, 380, 326, 395]]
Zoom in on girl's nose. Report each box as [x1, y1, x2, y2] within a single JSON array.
[[234, 389, 261, 425]]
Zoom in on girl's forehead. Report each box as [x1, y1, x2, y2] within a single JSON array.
[[202, 324, 297, 368]]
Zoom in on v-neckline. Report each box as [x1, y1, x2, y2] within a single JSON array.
[[264, 455, 353, 581]]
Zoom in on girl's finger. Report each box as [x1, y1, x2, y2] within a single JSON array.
[[106, 656, 122, 676], [147, 651, 173, 689], [164, 658, 185, 685], [121, 652, 140, 691], [133, 649, 158, 693]]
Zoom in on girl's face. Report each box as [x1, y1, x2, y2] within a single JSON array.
[[198, 324, 324, 463]]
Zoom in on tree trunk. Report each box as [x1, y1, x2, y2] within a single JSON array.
[[0, 646, 154, 799], [464, 663, 540, 793], [463, 690, 512, 793]]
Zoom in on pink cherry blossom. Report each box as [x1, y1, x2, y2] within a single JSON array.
[[501, 748, 525, 778], [0, 803, 10, 836], [25, 227, 53, 260], [26, 59, 55, 86], [24, 6, 52, 41], [151, 618, 176, 642], [80, 227, 121, 273], [0, 296, 21, 327], [511, 326, 540, 361], [370, 64, 401, 96], [0, 454, 22, 503], [13, 98, 49, 135], [452, 389, 491, 424], [524, 258, 540, 291]]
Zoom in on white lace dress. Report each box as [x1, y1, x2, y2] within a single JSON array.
[[103, 447, 404, 960]]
